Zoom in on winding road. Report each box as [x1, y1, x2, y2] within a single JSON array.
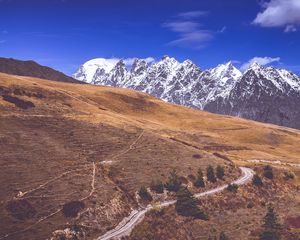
[[97, 167, 254, 240]]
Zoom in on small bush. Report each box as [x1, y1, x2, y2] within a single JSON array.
[[253, 174, 263, 186], [194, 168, 205, 188], [226, 183, 239, 193], [247, 202, 255, 209], [219, 231, 229, 240], [138, 186, 153, 201], [194, 178, 205, 188], [165, 169, 181, 192], [263, 165, 274, 179], [216, 165, 225, 180], [207, 165, 217, 183], [62, 201, 85, 218], [150, 180, 164, 193], [192, 154, 201, 159]]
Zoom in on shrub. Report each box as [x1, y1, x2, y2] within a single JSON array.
[[62, 201, 85, 218], [192, 154, 201, 159], [247, 202, 255, 209], [194, 168, 205, 188], [226, 183, 239, 193], [216, 165, 225, 179], [138, 186, 153, 201], [219, 231, 229, 240], [263, 165, 274, 179], [207, 165, 217, 183], [165, 169, 181, 192], [175, 187, 208, 220], [150, 180, 164, 193], [260, 205, 281, 240], [194, 178, 205, 188], [253, 174, 263, 186]]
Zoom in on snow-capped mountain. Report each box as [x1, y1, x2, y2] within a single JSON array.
[[73, 58, 120, 84], [73, 57, 300, 129]]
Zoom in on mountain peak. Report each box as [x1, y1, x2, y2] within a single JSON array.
[[183, 59, 193, 64], [210, 62, 242, 83], [162, 55, 170, 60], [224, 61, 233, 67], [248, 61, 262, 71], [115, 59, 125, 66]]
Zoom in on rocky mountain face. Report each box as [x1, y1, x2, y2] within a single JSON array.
[[73, 57, 300, 129], [0, 57, 81, 84]]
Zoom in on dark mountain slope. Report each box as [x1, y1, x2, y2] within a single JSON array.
[[0, 57, 81, 84]]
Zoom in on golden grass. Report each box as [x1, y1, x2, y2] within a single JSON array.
[[1, 72, 299, 163], [1, 72, 300, 240]]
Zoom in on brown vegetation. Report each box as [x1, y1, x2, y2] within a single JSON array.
[[0, 73, 299, 239]]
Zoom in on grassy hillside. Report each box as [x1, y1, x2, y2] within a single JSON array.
[[0, 73, 299, 239]]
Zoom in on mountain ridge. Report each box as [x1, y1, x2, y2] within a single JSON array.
[[73, 57, 300, 129], [0, 57, 81, 84]]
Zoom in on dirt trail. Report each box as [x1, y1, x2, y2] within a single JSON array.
[[16, 165, 90, 199], [81, 162, 96, 201], [109, 130, 144, 162], [0, 162, 96, 240]]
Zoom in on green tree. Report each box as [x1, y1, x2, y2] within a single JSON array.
[[165, 169, 181, 192], [194, 168, 205, 188], [175, 187, 208, 220], [253, 174, 263, 186], [226, 183, 239, 193], [260, 205, 281, 240], [150, 180, 164, 193], [138, 186, 152, 201], [263, 165, 274, 179], [207, 165, 217, 183], [216, 165, 225, 180], [219, 231, 229, 240]]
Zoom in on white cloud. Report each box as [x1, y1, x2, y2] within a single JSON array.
[[167, 31, 213, 48], [284, 25, 297, 33], [218, 26, 227, 33], [178, 11, 208, 19], [253, 0, 300, 32], [240, 57, 281, 71], [163, 21, 200, 33], [163, 11, 215, 49]]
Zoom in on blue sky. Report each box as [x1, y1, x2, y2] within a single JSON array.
[[0, 0, 300, 75]]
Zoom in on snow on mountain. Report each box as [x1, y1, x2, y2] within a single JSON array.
[[204, 62, 300, 129], [209, 61, 242, 84], [73, 58, 119, 84], [73, 57, 300, 129]]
